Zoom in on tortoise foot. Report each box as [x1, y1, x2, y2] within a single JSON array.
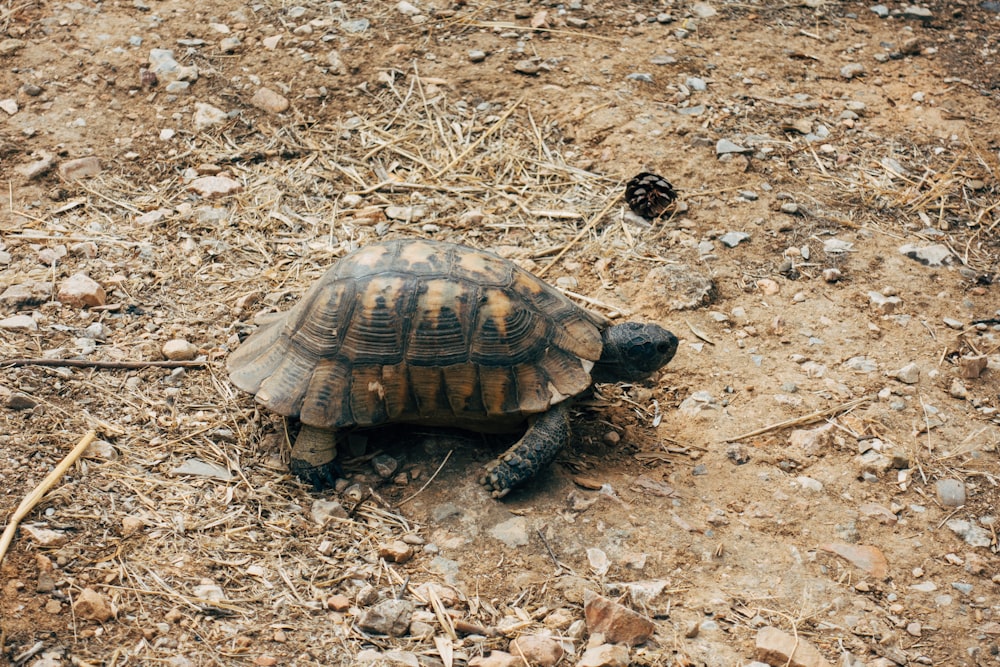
[[290, 457, 342, 490], [479, 403, 570, 499]]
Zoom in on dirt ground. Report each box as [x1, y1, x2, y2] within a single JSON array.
[[2, 0, 1000, 665]]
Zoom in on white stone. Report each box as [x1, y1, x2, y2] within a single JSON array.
[[162, 339, 198, 360], [58, 273, 106, 307], [193, 102, 228, 130]]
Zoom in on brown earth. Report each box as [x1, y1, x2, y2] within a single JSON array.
[[1, 0, 999, 665]]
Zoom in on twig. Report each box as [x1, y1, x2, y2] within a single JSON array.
[[725, 395, 874, 442], [2, 358, 210, 370], [0, 430, 97, 565], [537, 191, 624, 277]]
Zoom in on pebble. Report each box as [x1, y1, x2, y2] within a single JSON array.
[[310, 499, 347, 525], [899, 243, 952, 266], [508, 635, 564, 666], [378, 540, 414, 564], [162, 339, 197, 361], [58, 273, 106, 308], [16, 152, 55, 180], [840, 63, 865, 80], [73, 588, 114, 622], [958, 355, 988, 379], [945, 519, 991, 548], [341, 18, 370, 33], [491, 516, 530, 547], [889, 362, 919, 384], [5, 391, 39, 410], [357, 599, 416, 637], [627, 72, 653, 83], [469, 652, 520, 667], [756, 278, 779, 295], [756, 626, 833, 667], [220, 37, 241, 53], [250, 87, 290, 113], [686, 76, 707, 91], [576, 644, 629, 667], [468, 49, 487, 62], [193, 102, 228, 130], [822, 268, 842, 282], [779, 202, 800, 215], [326, 593, 351, 611], [870, 4, 889, 17], [583, 591, 655, 646], [903, 5, 933, 20], [716, 139, 749, 155], [691, 2, 717, 18], [0, 98, 18, 115], [188, 175, 243, 198], [949, 379, 969, 399], [719, 231, 750, 247], [58, 157, 102, 181], [678, 390, 720, 416], [868, 291, 901, 314], [650, 55, 677, 65], [514, 59, 541, 75], [384, 205, 426, 221], [936, 479, 967, 507], [372, 454, 399, 478], [0, 315, 38, 331]]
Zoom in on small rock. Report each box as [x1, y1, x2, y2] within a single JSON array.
[[889, 363, 920, 384], [820, 543, 888, 578], [719, 231, 750, 248], [327, 593, 351, 611], [122, 515, 145, 536], [822, 268, 842, 282], [5, 392, 38, 410], [85, 439, 117, 459], [21, 524, 67, 546], [193, 102, 228, 130], [58, 157, 102, 180], [372, 454, 399, 478], [576, 643, 630, 667], [250, 87, 290, 113], [311, 499, 347, 525], [870, 4, 889, 17], [958, 355, 988, 379], [16, 152, 55, 180], [509, 635, 564, 666], [686, 76, 707, 91], [840, 63, 866, 80], [868, 291, 901, 314], [906, 622, 922, 637], [779, 202, 800, 215], [899, 243, 952, 267], [514, 59, 541, 75], [468, 652, 520, 667], [73, 588, 114, 622], [384, 205, 426, 222], [379, 540, 414, 564], [845, 355, 878, 373], [220, 36, 241, 53], [949, 379, 968, 399], [490, 516, 530, 547], [162, 339, 197, 361], [936, 479, 967, 507], [357, 599, 416, 637], [716, 139, 749, 155], [0, 315, 38, 331], [755, 626, 833, 667], [58, 274, 106, 308], [678, 390, 720, 416], [757, 278, 780, 295], [903, 5, 933, 21], [690, 2, 717, 18], [468, 49, 487, 62], [0, 98, 18, 115], [583, 591, 655, 646], [192, 581, 227, 601], [188, 176, 243, 198]]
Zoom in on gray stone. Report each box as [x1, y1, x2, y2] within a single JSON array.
[[844, 356, 878, 373], [0, 315, 38, 331], [468, 49, 487, 62], [193, 102, 228, 131], [936, 479, 966, 507], [889, 362, 920, 384], [690, 2, 717, 18], [840, 63, 866, 80], [627, 72, 654, 83], [716, 139, 749, 155], [719, 231, 750, 247], [899, 243, 952, 266], [870, 4, 889, 17], [490, 516, 529, 547], [903, 5, 933, 20], [357, 599, 416, 636], [945, 519, 991, 548], [340, 18, 370, 33], [685, 76, 707, 91]]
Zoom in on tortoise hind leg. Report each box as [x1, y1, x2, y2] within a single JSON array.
[[480, 403, 570, 499], [289, 423, 342, 489]]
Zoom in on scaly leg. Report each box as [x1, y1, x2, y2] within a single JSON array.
[[480, 403, 570, 499], [289, 424, 341, 489]]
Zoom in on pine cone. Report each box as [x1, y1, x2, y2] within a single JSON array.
[[625, 172, 677, 219]]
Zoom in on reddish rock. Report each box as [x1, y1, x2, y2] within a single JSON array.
[[583, 592, 655, 646], [378, 540, 414, 564], [73, 587, 114, 621], [755, 626, 833, 667], [820, 543, 888, 579], [326, 594, 351, 611], [58, 273, 106, 308], [250, 87, 289, 113]]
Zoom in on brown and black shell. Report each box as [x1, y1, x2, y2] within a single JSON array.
[[227, 239, 608, 432]]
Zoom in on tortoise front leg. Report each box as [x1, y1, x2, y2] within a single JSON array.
[[289, 424, 341, 489], [480, 402, 570, 499]]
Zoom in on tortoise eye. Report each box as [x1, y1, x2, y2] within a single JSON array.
[[656, 342, 671, 354]]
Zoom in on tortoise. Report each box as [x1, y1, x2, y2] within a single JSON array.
[[227, 239, 678, 498]]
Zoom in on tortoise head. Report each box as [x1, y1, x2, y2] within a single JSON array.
[[591, 322, 678, 383]]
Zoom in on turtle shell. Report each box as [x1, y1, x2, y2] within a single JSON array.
[[227, 239, 608, 431]]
